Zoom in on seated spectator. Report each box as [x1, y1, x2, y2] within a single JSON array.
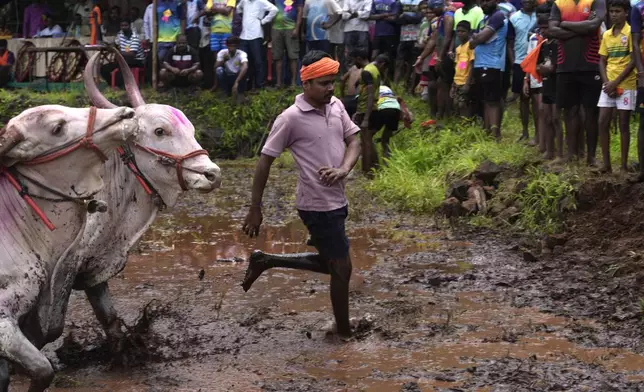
[[0, 39, 15, 87], [68, 13, 90, 37], [214, 35, 248, 101], [100, 19, 145, 87], [23, 0, 51, 38], [35, 14, 64, 37], [159, 34, 203, 87]]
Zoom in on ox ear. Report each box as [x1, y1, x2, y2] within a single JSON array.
[[0, 125, 24, 158]]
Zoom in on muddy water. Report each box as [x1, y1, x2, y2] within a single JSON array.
[[10, 163, 644, 391]]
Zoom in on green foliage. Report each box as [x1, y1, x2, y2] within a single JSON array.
[[513, 167, 577, 234], [368, 109, 539, 213], [0, 88, 296, 159]]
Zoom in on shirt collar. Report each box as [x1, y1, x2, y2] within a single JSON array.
[[295, 94, 336, 112], [611, 23, 631, 36]]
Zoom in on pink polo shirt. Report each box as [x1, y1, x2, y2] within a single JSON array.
[[262, 94, 360, 212]]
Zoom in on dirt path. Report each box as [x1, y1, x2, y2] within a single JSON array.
[[10, 162, 644, 391]]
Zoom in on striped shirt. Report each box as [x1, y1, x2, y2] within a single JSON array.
[[115, 31, 145, 61]]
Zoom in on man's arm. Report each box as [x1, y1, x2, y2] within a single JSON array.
[[242, 153, 276, 237], [295, 3, 304, 37], [548, 4, 578, 40], [560, 0, 605, 35], [470, 26, 495, 48], [261, 0, 279, 24], [415, 29, 437, 65], [362, 71, 376, 128], [439, 13, 454, 59], [357, 0, 371, 20], [236, 61, 249, 82]]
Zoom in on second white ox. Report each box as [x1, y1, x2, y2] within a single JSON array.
[[55, 48, 222, 355]]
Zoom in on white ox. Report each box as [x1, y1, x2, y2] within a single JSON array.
[[0, 105, 138, 391], [60, 48, 222, 357]]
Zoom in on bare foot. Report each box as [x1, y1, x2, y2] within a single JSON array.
[[241, 251, 269, 292]]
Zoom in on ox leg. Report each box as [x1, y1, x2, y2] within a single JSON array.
[[0, 358, 9, 392], [0, 318, 54, 392], [85, 283, 126, 351]]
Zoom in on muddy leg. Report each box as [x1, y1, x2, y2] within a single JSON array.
[[619, 110, 631, 171], [598, 107, 613, 172], [585, 106, 599, 166], [0, 359, 8, 392], [328, 255, 353, 337], [0, 318, 53, 392], [242, 251, 330, 292], [85, 283, 126, 350]]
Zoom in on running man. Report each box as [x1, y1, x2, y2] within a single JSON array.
[[241, 50, 361, 338]]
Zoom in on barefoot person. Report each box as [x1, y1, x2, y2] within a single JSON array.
[[241, 50, 361, 338]]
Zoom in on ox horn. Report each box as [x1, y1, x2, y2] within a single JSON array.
[[0, 126, 24, 157], [109, 46, 146, 108], [83, 51, 118, 109]]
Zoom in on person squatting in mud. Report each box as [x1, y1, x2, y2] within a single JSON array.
[[241, 50, 362, 338]]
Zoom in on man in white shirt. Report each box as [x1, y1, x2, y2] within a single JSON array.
[[328, 0, 345, 73], [35, 14, 64, 37], [236, 0, 277, 89], [342, 0, 371, 66], [130, 6, 144, 37], [214, 35, 249, 101], [143, 2, 153, 42]]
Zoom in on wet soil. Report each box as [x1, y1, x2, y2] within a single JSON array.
[[10, 162, 644, 391]]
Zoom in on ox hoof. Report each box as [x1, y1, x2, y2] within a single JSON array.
[[87, 200, 108, 213]]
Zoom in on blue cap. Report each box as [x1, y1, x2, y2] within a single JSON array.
[[428, 0, 445, 8]]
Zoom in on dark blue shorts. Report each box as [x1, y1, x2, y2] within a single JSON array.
[[298, 205, 350, 260]]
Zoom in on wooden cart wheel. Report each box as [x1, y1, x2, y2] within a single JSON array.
[[15, 41, 36, 83], [99, 49, 115, 66], [62, 40, 86, 82], [47, 52, 65, 82]]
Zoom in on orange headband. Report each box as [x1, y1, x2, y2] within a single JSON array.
[[300, 57, 340, 81]]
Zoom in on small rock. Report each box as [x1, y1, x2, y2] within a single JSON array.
[[473, 160, 502, 185], [462, 199, 479, 215], [543, 233, 568, 250], [439, 197, 467, 218], [523, 250, 538, 263], [446, 180, 470, 201], [497, 206, 520, 223], [400, 382, 422, 392]]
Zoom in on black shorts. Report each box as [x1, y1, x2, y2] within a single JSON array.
[[424, 66, 439, 82], [396, 41, 420, 64], [438, 56, 455, 84], [542, 95, 556, 105], [373, 35, 398, 57], [511, 63, 525, 94], [298, 205, 350, 260], [342, 95, 358, 119], [556, 71, 602, 109], [636, 87, 644, 113], [373, 108, 400, 132], [474, 67, 503, 103]]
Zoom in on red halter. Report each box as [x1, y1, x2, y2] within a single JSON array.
[[0, 107, 107, 231]]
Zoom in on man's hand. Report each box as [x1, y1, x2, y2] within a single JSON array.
[[179, 68, 190, 76], [413, 56, 423, 70], [603, 80, 618, 97], [638, 72, 644, 88], [318, 167, 348, 186], [291, 28, 298, 39], [242, 206, 263, 238], [523, 80, 530, 98], [321, 22, 331, 29]]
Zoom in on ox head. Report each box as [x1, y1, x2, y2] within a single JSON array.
[[1, 105, 138, 198], [84, 47, 221, 207]]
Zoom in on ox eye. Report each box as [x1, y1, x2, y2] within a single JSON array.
[[52, 123, 63, 135], [154, 128, 164, 137]]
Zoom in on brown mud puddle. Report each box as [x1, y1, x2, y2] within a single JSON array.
[[10, 163, 644, 391]]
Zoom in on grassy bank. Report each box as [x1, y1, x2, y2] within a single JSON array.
[[368, 90, 637, 234]]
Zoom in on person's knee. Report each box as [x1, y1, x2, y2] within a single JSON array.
[[328, 256, 352, 280], [190, 70, 203, 83]]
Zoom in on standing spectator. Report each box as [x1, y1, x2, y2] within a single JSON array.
[[236, 0, 277, 89], [215, 35, 248, 101], [470, 0, 508, 139], [35, 14, 64, 37], [23, 0, 51, 38], [199, 14, 214, 86], [68, 13, 90, 37], [342, 0, 372, 66], [549, 0, 605, 164], [103, 6, 122, 36], [204, 0, 235, 56], [631, 0, 644, 181], [451, 20, 474, 117], [303, 0, 342, 53], [65, 0, 92, 25], [371, 0, 401, 75], [160, 34, 204, 87], [156, 0, 185, 61], [0, 39, 15, 87], [394, 0, 425, 85], [272, 0, 303, 88], [185, 0, 204, 49], [451, 0, 484, 48], [143, 1, 153, 43], [598, 0, 635, 173], [89, 0, 102, 44], [131, 7, 144, 36], [507, 0, 537, 141], [100, 19, 145, 86], [328, 0, 346, 73], [498, 0, 517, 16]]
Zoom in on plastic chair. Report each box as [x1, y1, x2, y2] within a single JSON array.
[[111, 67, 144, 88]]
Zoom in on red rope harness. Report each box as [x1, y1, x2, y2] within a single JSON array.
[[0, 107, 105, 231]]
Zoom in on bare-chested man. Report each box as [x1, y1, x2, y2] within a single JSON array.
[[339, 49, 370, 118]]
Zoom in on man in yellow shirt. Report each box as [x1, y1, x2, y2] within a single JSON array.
[[597, 0, 636, 173], [450, 20, 474, 117]]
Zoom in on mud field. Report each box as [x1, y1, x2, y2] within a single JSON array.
[[10, 161, 644, 391]]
